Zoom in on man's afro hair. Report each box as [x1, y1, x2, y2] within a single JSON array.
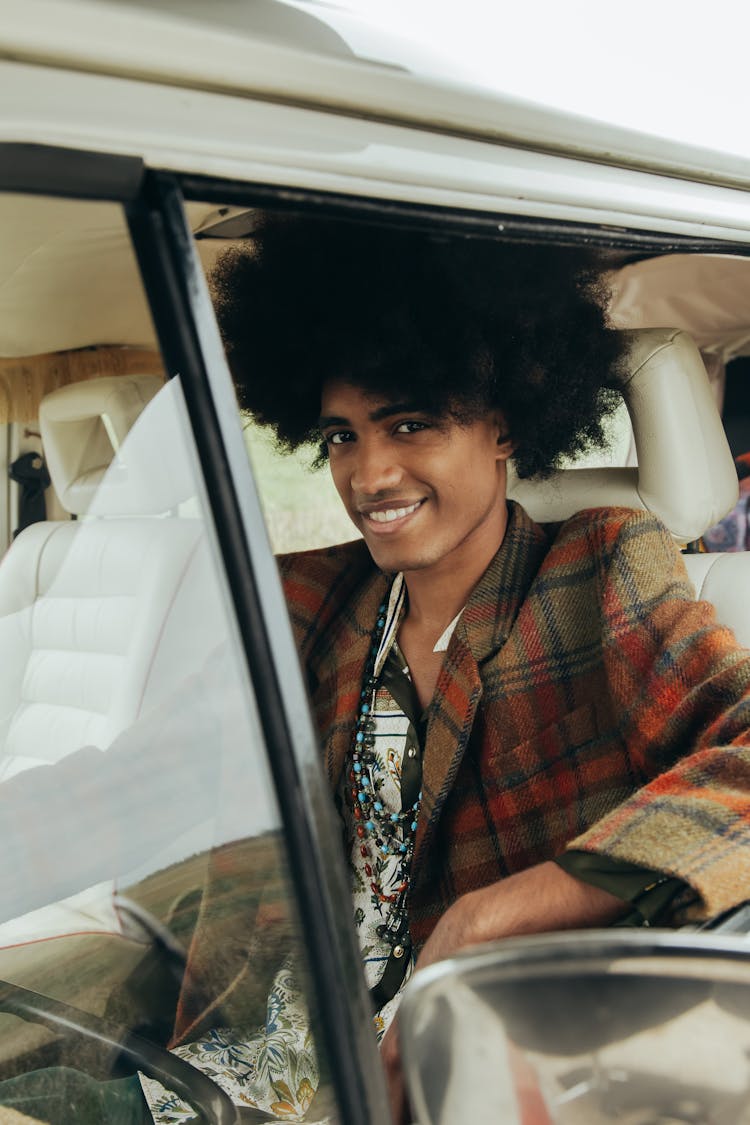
[[212, 214, 628, 479]]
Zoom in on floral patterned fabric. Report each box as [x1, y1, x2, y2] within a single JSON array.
[[140, 955, 320, 1123], [141, 593, 422, 1124], [339, 653, 417, 1042]]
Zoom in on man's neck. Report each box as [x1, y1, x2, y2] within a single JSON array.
[[402, 504, 509, 637]]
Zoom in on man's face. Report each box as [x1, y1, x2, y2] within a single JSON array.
[[319, 380, 514, 576]]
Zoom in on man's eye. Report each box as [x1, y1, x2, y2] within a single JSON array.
[[326, 431, 354, 445], [395, 420, 429, 434]]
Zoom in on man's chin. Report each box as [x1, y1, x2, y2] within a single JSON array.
[[363, 538, 433, 575]]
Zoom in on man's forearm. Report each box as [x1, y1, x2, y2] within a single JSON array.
[[468, 860, 629, 941], [415, 860, 629, 971]]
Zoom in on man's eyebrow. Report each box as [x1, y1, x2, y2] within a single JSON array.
[[318, 414, 349, 430], [318, 402, 435, 429], [368, 401, 434, 422]]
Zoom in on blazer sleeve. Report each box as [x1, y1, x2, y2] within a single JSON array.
[[566, 507, 750, 921]]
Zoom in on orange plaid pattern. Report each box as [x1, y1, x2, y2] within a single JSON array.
[[279, 503, 750, 950]]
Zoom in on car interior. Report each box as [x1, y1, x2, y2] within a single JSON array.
[[0, 183, 750, 1120]]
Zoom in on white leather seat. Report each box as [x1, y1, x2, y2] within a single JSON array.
[[507, 327, 749, 645], [0, 373, 229, 945], [0, 374, 221, 780], [680, 552, 750, 647]]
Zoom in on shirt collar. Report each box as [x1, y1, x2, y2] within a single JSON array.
[[373, 501, 551, 675]]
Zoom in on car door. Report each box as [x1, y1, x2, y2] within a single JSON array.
[[0, 156, 390, 1125]]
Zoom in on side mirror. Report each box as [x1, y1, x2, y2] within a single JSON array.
[[399, 930, 750, 1124]]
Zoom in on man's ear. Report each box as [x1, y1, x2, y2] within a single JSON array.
[[496, 433, 516, 461], [493, 414, 516, 461]]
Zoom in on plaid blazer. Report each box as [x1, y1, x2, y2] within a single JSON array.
[[280, 501, 750, 950]]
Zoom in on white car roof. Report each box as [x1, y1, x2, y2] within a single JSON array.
[[2, 0, 750, 362], [2, 0, 750, 189]]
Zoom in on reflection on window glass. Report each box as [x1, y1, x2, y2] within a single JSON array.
[[0, 192, 338, 1124]]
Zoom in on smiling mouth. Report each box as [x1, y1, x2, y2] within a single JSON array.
[[362, 499, 424, 526]]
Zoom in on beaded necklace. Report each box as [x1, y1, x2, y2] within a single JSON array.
[[346, 576, 421, 962]]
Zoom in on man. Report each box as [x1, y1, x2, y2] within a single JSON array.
[[0, 218, 748, 1125], [213, 215, 750, 1118]]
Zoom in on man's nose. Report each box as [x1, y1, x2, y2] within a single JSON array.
[[350, 438, 402, 496]]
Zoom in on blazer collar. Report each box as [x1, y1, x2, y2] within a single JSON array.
[[310, 503, 549, 798], [311, 563, 391, 787], [459, 500, 551, 665], [412, 502, 551, 881]]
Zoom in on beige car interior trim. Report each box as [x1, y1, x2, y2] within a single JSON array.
[[40, 374, 164, 515], [609, 254, 750, 362], [0, 347, 164, 424], [0, 195, 229, 359]]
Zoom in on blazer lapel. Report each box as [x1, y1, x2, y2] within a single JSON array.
[[413, 633, 482, 882], [411, 502, 551, 882], [309, 567, 391, 787]]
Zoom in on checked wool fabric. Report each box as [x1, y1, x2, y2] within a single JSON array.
[[279, 501, 750, 950]]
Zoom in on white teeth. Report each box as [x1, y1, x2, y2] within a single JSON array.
[[367, 501, 420, 524]]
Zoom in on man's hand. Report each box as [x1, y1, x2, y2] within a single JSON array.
[[382, 860, 628, 1118]]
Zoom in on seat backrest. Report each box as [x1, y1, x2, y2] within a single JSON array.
[[682, 552, 750, 647], [0, 374, 232, 948], [507, 327, 738, 544], [0, 374, 224, 781], [508, 327, 749, 647]]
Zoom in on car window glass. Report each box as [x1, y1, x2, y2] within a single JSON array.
[[196, 219, 357, 555], [244, 423, 358, 552], [0, 190, 340, 1125]]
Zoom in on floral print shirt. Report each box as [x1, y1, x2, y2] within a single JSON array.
[[140, 955, 320, 1122], [339, 642, 419, 1042], [141, 575, 441, 1124]]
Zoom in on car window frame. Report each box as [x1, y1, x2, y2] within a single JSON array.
[[127, 170, 393, 1125], [4, 142, 750, 1125], [0, 146, 390, 1125]]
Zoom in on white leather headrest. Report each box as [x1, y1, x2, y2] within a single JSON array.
[[507, 328, 739, 543], [40, 374, 166, 515]]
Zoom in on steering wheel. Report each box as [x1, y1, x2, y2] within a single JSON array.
[[0, 978, 238, 1125]]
